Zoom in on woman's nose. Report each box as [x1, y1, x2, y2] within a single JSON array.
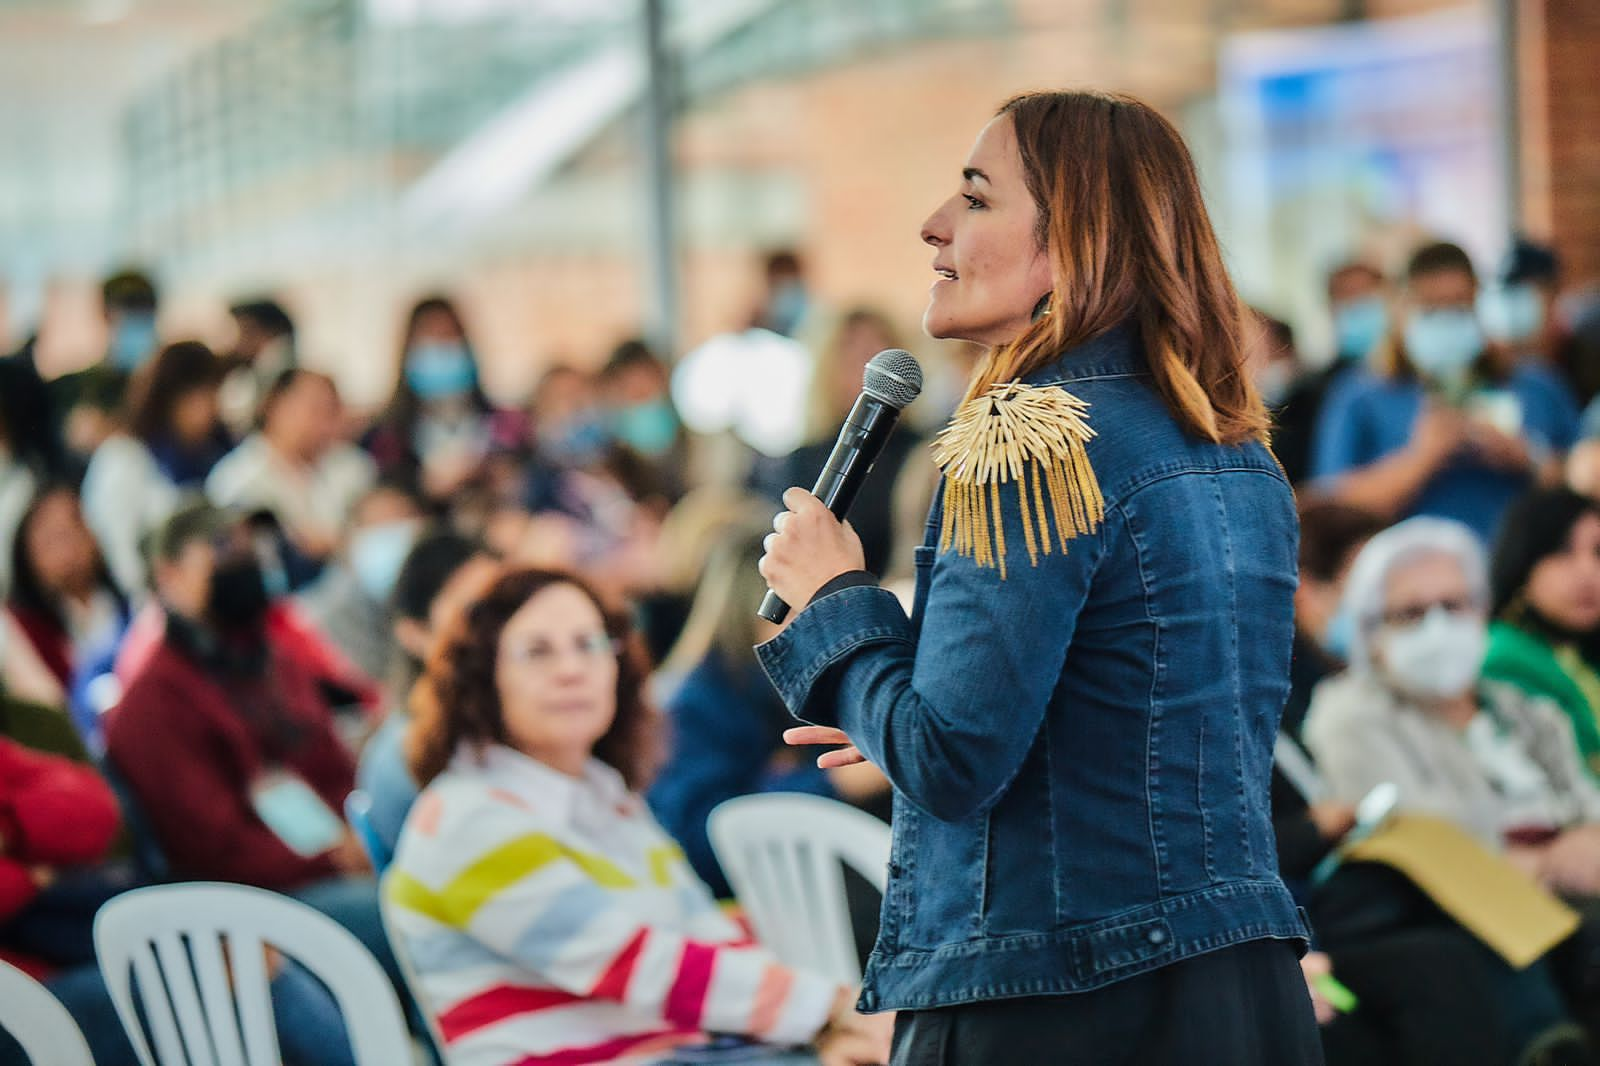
[[921, 203, 950, 247]]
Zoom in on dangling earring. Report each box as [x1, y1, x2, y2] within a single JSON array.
[[1031, 293, 1053, 322]]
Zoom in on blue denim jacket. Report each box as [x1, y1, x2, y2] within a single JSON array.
[[757, 324, 1307, 1012]]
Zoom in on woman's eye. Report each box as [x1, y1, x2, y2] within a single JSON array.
[[962, 194, 985, 210]]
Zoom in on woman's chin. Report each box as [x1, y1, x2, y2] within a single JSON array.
[[922, 307, 959, 342]]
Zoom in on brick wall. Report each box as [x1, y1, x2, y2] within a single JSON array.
[[1522, 0, 1600, 282]]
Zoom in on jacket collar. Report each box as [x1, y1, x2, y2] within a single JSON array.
[[1022, 320, 1145, 386]]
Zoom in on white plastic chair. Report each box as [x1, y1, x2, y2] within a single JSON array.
[[708, 793, 890, 985], [94, 882, 412, 1066], [0, 959, 95, 1066]]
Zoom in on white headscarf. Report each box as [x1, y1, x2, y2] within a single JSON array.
[[1339, 516, 1489, 674]]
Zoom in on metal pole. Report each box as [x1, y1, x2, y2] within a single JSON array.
[[641, 0, 680, 356], [1495, 0, 1522, 235]]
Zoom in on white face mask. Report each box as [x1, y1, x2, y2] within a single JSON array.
[[1378, 606, 1486, 701]]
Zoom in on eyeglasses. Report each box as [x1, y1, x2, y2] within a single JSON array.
[[1380, 597, 1477, 628], [504, 632, 623, 671]]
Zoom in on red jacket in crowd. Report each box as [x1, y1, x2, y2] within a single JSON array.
[[0, 738, 121, 978], [104, 626, 357, 892]]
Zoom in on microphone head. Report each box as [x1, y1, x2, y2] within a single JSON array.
[[862, 349, 924, 410]]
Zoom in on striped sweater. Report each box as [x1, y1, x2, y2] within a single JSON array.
[[386, 744, 840, 1065]]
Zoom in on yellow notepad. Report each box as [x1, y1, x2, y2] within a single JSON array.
[[1344, 814, 1579, 969]]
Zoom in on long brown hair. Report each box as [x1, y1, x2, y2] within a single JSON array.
[[405, 567, 660, 788], [968, 91, 1267, 446], [126, 341, 224, 444]]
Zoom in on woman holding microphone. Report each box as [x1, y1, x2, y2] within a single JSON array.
[[756, 91, 1321, 1064]]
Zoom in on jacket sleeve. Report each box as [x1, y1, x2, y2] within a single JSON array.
[[107, 678, 338, 889], [757, 488, 1108, 823], [0, 737, 120, 867], [387, 803, 839, 1046]]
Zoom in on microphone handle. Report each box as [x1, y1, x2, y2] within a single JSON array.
[[758, 396, 900, 624]]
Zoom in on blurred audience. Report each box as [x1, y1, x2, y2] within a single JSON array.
[[524, 363, 609, 509], [207, 368, 376, 582], [48, 269, 161, 472], [1305, 517, 1600, 888], [105, 503, 368, 890], [752, 248, 814, 338], [1485, 489, 1600, 779], [1275, 508, 1581, 1065], [1311, 241, 1580, 541], [649, 513, 889, 969], [220, 298, 297, 437], [1571, 438, 1600, 500], [4, 487, 130, 732], [1481, 238, 1564, 372], [365, 295, 525, 507], [1285, 501, 1387, 734], [295, 483, 425, 683], [0, 336, 63, 479], [1272, 260, 1389, 486], [651, 513, 890, 889], [355, 529, 496, 861], [82, 340, 230, 594], [0, 408, 36, 596], [0, 735, 137, 1066], [389, 567, 892, 1066], [755, 308, 920, 575], [598, 338, 687, 505]]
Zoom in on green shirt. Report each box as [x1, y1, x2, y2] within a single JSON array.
[[1483, 619, 1600, 779]]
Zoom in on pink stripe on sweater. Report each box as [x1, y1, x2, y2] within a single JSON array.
[[663, 942, 718, 1029], [589, 928, 648, 1001], [437, 984, 583, 1041], [747, 964, 795, 1038]]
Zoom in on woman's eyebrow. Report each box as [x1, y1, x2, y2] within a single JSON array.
[[962, 167, 990, 185]]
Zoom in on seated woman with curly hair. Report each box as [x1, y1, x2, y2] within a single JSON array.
[[386, 567, 891, 1066]]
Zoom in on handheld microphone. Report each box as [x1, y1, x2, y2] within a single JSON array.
[[758, 348, 923, 623]]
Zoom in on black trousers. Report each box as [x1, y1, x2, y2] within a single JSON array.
[[889, 938, 1323, 1066]]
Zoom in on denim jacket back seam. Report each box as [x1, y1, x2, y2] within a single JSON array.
[[1119, 494, 1170, 897]]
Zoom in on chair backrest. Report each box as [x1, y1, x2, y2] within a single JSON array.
[[0, 959, 95, 1066], [94, 882, 412, 1066], [708, 793, 890, 985], [345, 790, 392, 874], [377, 875, 448, 1059]]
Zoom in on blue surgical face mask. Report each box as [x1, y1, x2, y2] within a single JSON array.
[[1404, 309, 1484, 380], [348, 519, 419, 602], [405, 342, 476, 400], [1332, 296, 1388, 362], [109, 312, 158, 371], [612, 398, 678, 456], [1478, 284, 1544, 344], [1320, 604, 1356, 662], [767, 280, 809, 337], [540, 409, 611, 466]]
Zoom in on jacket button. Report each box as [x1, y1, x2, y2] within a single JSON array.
[[1148, 928, 1168, 945]]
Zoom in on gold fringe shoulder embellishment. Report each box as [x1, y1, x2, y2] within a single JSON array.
[[930, 382, 1104, 578]]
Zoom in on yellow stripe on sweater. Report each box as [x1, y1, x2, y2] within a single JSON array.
[[646, 843, 687, 888], [387, 832, 637, 927]]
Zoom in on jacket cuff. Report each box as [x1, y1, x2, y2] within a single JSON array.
[[755, 584, 910, 727], [808, 570, 877, 606]]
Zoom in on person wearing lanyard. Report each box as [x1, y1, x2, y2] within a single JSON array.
[[755, 90, 1318, 1064]]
